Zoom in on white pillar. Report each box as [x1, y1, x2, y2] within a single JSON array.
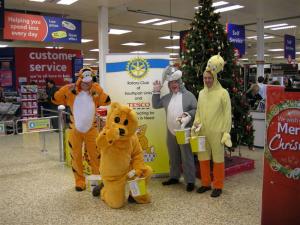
[[256, 17, 264, 79], [98, 6, 109, 90]]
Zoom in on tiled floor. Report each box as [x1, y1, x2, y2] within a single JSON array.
[[0, 132, 263, 225]]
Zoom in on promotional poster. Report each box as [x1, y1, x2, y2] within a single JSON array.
[[105, 54, 170, 174], [4, 11, 81, 43], [262, 85, 300, 225]]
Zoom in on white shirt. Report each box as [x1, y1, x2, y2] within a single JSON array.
[[167, 92, 183, 135], [258, 83, 266, 99]]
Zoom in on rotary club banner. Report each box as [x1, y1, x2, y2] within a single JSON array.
[[105, 53, 170, 175], [262, 85, 300, 225]]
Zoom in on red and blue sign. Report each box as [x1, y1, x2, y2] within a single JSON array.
[[4, 11, 81, 43], [226, 23, 245, 57], [284, 34, 295, 60]]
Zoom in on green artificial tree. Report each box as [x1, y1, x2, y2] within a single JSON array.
[[181, 0, 254, 149]]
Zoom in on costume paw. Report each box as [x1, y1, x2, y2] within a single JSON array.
[[105, 127, 120, 144], [221, 132, 232, 147], [127, 169, 136, 178], [135, 169, 144, 177], [180, 113, 191, 129]]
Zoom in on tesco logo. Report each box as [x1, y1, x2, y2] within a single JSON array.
[[128, 102, 150, 108]]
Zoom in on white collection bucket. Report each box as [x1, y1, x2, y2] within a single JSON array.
[[190, 136, 206, 153], [128, 177, 146, 197], [86, 175, 102, 192], [174, 128, 191, 144]]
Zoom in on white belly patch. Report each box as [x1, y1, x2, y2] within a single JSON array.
[[73, 91, 95, 133]]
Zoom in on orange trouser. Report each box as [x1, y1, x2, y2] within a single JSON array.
[[199, 160, 224, 189], [68, 127, 99, 188]]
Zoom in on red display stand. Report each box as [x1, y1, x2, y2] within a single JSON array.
[[261, 86, 300, 225], [20, 85, 38, 119]]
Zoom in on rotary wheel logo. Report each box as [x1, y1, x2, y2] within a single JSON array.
[[126, 57, 150, 80]]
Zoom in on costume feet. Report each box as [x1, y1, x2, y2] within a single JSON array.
[[75, 186, 86, 192], [186, 183, 195, 192], [211, 188, 222, 197], [92, 183, 104, 197], [128, 195, 137, 203], [196, 186, 211, 193], [162, 178, 179, 186]]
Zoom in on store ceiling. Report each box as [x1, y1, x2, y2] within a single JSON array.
[[2, 0, 300, 65]]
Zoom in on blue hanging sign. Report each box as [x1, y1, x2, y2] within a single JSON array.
[[284, 34, 295, 60], [226, 23, 245, 57]]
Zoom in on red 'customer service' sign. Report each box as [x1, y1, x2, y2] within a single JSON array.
[[15, 47, 81, 88], [262, 85, 300, 225]]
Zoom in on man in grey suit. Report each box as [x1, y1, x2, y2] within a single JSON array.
[[152, 66, 197, 192]]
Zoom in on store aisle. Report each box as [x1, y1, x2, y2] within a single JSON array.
[[0, 133, 262, 225]]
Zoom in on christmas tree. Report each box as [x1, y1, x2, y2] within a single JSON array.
[[181, 0, 254, 148]]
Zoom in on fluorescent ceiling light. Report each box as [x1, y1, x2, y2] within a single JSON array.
[[84, 58, 97, 61], [0, 44, 8, 48], [165, 46, 180, 49], [57, 0, 78, 5], [264, 36, 275, 39], [264, 23, 288, 29], [138, 18, 162, 24], [271, 25, 297, 30], [130, 51, 149, 54], [159, 35, 180, 40], [254, 54, 270, 57], [81, 39, 93, 43], [297, 52, 300, 54], [273, 56, 284, 59], [83, 63, 91, 66], [195, 1, 228, 9], [90, 49, 99, 52], [239, 58, 249, 61], [212, 1, 229, 7], [109, 29, 132, 35], [169, 53, 179, 56], [268, 49, 284, 52], [214, 5, 244, 13], [153, 20, 177, 26], [247, 35, 274, 39], [29, 0, 46, 2], [122, 42, 145, 46]]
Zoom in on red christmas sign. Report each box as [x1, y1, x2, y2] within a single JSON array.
[[262, 85, 300, 225]]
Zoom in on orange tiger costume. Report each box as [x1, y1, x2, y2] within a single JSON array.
[[52, 67, 111, 191]]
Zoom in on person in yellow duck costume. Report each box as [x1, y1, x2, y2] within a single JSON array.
[[192, 54, 232, 198], [52, 67, 111, 191], [92, 102, 152, 209]]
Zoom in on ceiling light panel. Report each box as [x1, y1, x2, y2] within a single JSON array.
[[159, 35, 180, 40], [268, 49, 284, 52], [165, 46, 180, 49], [264, 23, 288, 29], [271, 25, 297, 30], [214, 5, 244, 13], [122, 42, 145, 46], [81, 39, 93, 43], [56, 0, 78, 5], [138, 18, 162, 24], [130, 51, 149, 54], [90, 49, 99, 52], [109, 29, 132, 35], [153, 20, 177, 26]]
